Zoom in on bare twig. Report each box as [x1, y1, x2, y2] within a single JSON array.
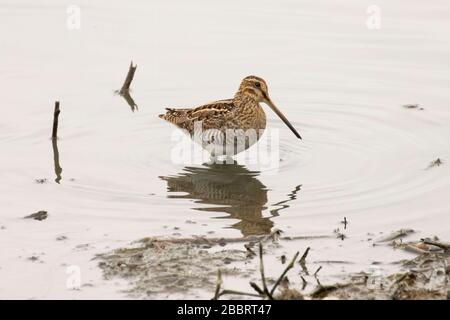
[[217, 290, 261, 299], [342, 217, 348, 229], [51, 101, 62, 183], [421, 239, 450, 251], [120, 61, 137, 94], [270, 251, 299, 296], [52, 101, 60, 139], [314, 266, 322, 277], [249, 282, 264, 296], [299, 247, 310, 264], [212, 242, 305, 300], [300, 276, 308, 290], [258, 242, 274, 300], [298, 247, 310, 275], [244, 243, 256, 257], [213, 270, 261, 300], [117, 61, 138, 111], [213, 269, 222, 300]]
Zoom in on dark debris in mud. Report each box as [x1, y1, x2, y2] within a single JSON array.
[[213, 234, 450, 300], [320, 251, 449, 300], [402, 104, 424, 110], [310, 236, 450, 300], [426, 158, 444, 169], [24, 210, 48, 221], [27, 255, 43, 263]]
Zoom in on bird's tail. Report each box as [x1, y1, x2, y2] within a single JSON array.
[[159, 108, 188, 124]]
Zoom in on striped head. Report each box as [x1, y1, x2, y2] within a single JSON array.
[[236, 75, 269, 103], [235, 75, 302, 140]]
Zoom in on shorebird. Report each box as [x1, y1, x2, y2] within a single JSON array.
[[159, 76, 301, 156]]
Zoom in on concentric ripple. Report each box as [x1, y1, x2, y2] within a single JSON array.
[[268, 102, 450, 217]]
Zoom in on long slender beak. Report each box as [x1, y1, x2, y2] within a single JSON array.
[[264, 95, 302, 140]]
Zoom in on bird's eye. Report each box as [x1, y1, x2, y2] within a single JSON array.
[[255, 82, 261, 88]]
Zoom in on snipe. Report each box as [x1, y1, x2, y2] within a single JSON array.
[[159, 76, 301, 156]]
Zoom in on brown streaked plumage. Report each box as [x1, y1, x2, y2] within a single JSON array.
[[159, 76, 301, 156]]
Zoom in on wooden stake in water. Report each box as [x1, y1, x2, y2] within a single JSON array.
[[117, 61, 138, 111], [52, 101, 60, 139], [51, 101, 62, 183], [120, 61, 137, 94]]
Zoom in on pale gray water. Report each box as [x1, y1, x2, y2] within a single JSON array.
[[0, 0, 449, 299]]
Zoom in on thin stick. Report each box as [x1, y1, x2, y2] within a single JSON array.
[[217, 290, 261, 299], [299, 247, 310, 264], [52, 101, 60, 139], [120, 61, 137, 94], [244, 243, 256, 257], [314, 266, 322, 277], [270, 251, 299, 296], [301, 276, 308, 290], [213, 269, 222, 300], [258, 242, 274, 300], [343, 217, 348, 229], [249, 282, 264, 296], [421, 239, 450, 250]]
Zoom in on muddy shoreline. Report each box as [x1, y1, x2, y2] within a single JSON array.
[[96, 231, 449, 299]]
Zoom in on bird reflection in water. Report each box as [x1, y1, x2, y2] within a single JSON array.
[[159, 162, 301, 237]]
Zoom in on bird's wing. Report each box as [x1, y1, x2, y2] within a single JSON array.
[[159, 99, 236, 132]]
